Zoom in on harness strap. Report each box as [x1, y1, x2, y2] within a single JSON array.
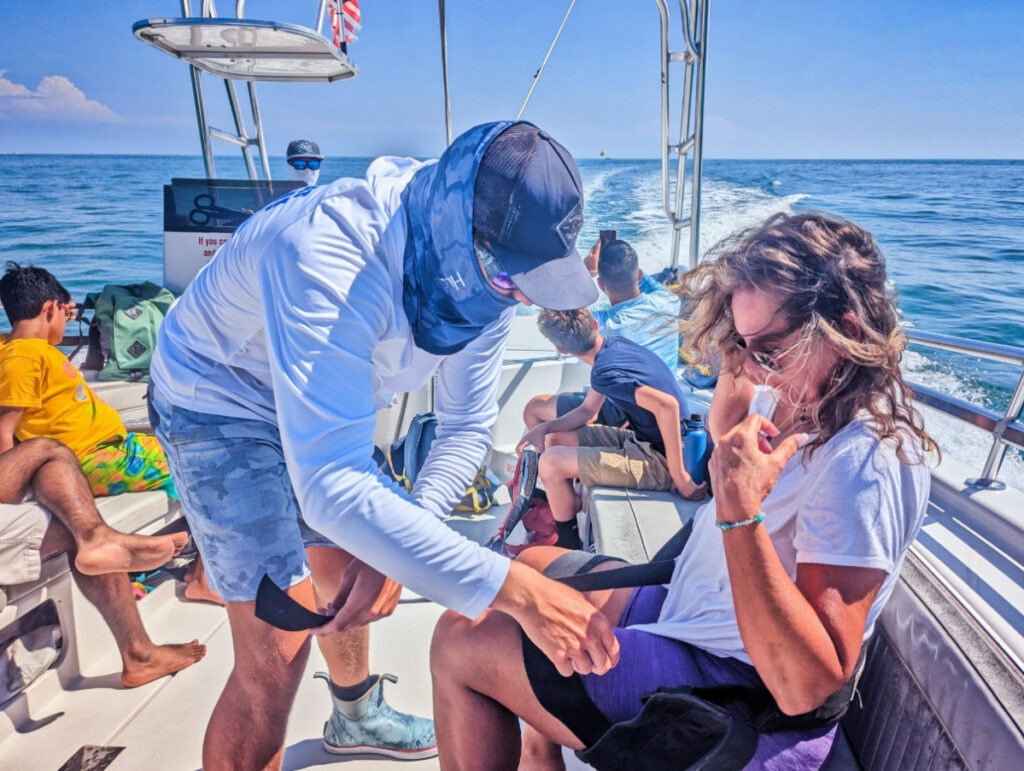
[[556, 518, 693, 593]]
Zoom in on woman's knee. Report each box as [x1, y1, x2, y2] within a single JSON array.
[[515, 546, 570, 574]]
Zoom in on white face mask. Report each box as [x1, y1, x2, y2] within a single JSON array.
[[287, 165, 320, 186]]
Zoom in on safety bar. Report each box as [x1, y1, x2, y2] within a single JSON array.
[[907, 330, 1024, 489], [656, 0, 709, 273]]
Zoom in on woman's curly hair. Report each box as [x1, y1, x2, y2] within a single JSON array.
[[678, 212, 936, 462]]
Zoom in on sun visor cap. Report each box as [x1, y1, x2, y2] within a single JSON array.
[[474, 124, 598, 310]]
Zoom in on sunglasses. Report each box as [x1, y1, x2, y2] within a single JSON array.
[[59, 302, 77, 321], [732, 326, 806, 374], [473, 239, 518, 293], [289, 159, 321, 170]]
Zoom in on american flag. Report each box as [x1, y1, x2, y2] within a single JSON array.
[[328, 0, 361, 48]]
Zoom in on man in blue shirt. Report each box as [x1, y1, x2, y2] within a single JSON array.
[[523, 238, 682, 429]]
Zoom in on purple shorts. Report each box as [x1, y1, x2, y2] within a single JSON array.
[[524, 583, 838, 769]]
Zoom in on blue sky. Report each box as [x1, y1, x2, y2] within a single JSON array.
[[1, 1, 1022, 159]]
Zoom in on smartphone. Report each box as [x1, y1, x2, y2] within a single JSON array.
[[599, 229, 617, 246]]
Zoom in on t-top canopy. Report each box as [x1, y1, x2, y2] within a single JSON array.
[[132, 18, 358, 83]]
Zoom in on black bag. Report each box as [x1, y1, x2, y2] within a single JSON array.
[[577, 686, 759, 770]]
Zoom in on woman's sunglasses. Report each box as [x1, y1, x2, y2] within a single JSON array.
[[731, 326, 805, 374], [473, 239, 518, 293], [289, 159, 321, 171]]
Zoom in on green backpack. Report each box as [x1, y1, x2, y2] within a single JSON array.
[[85, 282, 176, 382]]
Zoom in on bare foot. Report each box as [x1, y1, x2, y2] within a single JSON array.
[[75, 531, 189, 576], [121, 639, 207, 688]]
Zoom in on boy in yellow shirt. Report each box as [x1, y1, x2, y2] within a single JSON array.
[[0, 263, 174, 498]]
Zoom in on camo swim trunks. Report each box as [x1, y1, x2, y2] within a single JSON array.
[[147, 385, 334, 602]]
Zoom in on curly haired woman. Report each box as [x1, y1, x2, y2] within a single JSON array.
[[430, 212, 937, 770]]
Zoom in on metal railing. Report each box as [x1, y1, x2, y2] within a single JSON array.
[[906, 330, 1024, 489], [656, 0, 709, 273]]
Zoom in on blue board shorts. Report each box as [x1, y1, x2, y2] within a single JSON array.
[[148, 385, 335, 602]]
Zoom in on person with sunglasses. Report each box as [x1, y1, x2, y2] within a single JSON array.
[[430, 211, 937, 770], [148, 121, 615, 770], [285, 139, 324, 186]]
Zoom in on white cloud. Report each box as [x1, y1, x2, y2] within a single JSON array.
[[0, 71, 120, 122]]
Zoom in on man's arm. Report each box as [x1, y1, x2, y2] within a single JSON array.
[[411, 311, 513, 520], [634, 385, 706, 500], [518, 388, 605, 453], [0, 407, 24, 453]]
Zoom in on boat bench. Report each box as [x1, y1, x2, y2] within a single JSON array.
[[0, 379, 179, 651], [579, 484, 1024, 770]]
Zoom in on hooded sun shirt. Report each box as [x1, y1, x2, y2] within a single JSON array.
[[150, 126, 526, 619], [401, 121, 519, 355]]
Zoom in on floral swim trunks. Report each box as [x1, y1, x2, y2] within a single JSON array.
[[79, 433, 178, 499]]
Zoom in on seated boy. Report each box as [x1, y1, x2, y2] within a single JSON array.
[[518, 308, 706, 543], [524, 237, 682, 429], [0, 263, 220, 604]]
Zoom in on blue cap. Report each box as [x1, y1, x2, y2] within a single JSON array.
[[473, 123, 597, 310]]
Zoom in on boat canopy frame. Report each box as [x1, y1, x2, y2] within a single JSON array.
[[134, 0, 359, 180]]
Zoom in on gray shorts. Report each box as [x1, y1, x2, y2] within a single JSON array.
[[148, 386, 335, 602], [0, 504, 49, 586]]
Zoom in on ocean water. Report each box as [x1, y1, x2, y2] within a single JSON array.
[[0, 155, 1021, 484]]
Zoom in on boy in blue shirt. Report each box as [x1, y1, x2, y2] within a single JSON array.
[[519, 308, 706, 536], [524, 238, 681, 428]]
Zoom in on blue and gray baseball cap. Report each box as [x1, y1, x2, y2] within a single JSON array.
[[473, 123, 597, 310]]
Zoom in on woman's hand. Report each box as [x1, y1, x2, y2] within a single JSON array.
[[710, 414, 805, 523]]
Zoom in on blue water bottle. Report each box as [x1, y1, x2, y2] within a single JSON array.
[[683, 413, 710, 486]]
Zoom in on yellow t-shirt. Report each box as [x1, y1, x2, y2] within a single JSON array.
[[0, 337, 125, 459]]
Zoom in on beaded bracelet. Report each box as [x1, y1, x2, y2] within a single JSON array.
[[716, 512, 765, 531]]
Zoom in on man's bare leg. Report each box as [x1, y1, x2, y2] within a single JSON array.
[[307, 546, 369, 686], [202, 584, 315, 771], [0, 437, 187, 575], [183, 556, 224, 605], [432, 547, 632, 771], [39, 520, 207, 688]]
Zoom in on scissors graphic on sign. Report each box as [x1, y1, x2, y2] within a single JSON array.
[[188, 193, 251, 228]]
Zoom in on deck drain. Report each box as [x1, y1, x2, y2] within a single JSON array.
[[58, 745, 125, 770]]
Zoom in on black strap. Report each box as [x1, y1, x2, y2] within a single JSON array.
[[557, 518, 694, 593]]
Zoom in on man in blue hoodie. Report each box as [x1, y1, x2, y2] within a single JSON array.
[[149, 122, 618, 769]]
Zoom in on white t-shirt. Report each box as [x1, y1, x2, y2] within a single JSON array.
[[631, 387, 930, 664], [151, 156, 512, 619]]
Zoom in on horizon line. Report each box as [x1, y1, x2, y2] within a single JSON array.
[[1, 153, 1022, 162]]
